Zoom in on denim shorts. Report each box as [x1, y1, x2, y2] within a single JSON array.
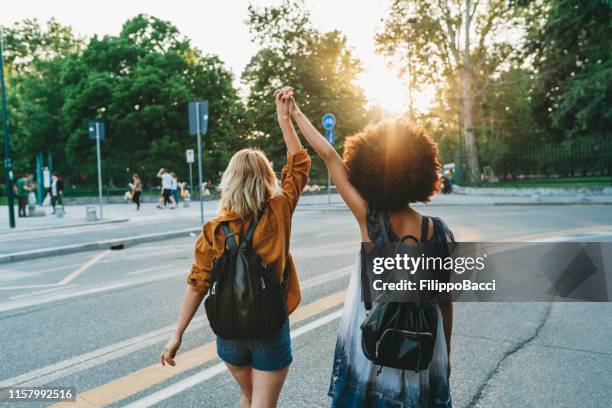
[[216, 320, 292, 372]]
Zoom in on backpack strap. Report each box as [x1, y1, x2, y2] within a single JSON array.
[[221, 221, 238, 250], [240, 203, 268, 249], [420, 215, 430, 242], [364, 211, 390, 312], [282, 262, 290, 289], [377, 211, 392, 243]]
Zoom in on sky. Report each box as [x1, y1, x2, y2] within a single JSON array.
[[2, 0, 435, 114]]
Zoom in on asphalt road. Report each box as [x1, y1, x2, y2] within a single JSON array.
[[0, 204, 611, 407]]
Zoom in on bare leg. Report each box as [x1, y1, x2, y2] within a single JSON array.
[[225, 363, 253, 408], [251, 366, 289, 408]]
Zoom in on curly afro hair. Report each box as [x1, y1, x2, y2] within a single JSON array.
[[343, 118, 441, 211]]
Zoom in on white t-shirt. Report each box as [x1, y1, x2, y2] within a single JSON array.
[[161, 173, 174, 190], [170, 178, 178, 190]]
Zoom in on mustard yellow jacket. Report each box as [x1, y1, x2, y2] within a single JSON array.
[[186, 149, 311, 314]]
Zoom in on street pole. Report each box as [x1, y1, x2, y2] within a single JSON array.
[[327, 170, 331, 210], [36, 152, 43, 204], [195, 103, 204, 225], [188, 162, 193, 198], [0, 30, 15, 228], [95, 122, 103, 220]]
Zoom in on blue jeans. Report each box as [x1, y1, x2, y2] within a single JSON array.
[[216, 320, 292, 372]]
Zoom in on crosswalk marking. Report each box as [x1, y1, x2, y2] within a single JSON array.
[[123, 309, 344, 408], [51, 289, 346, 408]]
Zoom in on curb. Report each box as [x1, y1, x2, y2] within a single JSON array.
[[0, 218, 130, 235], [493, 201, 612, 206], [0, 227, 201, 265]]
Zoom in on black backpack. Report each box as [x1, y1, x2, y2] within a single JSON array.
[[360, 212, 438, 372], [204, 205, 289, 340]]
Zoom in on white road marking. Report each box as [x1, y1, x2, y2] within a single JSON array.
[[9, 284, 79, 300], [300, 265, 353, 290], [0, 317, 209, 388], [58, 250, 110, 285], [122, 309, 344, 408], [0, 265, 351, 387], [0, 270, 184, 313], [127, 264, 176, 276], [0, 250, 110, 291]]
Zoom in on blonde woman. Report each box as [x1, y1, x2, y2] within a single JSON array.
[[160, 92, 310, 407]]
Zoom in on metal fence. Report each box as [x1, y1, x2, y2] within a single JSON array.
[[457, 138, 612, 187]]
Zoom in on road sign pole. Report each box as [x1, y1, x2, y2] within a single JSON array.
[[0, 30, 15, 228], [327, 171, 331, 210], [322, 114, 337, 211], [195, 104, 204, 225], [189, 162, 193, 196], [95, 122, 103, 220], [36, 152, 43, 204]]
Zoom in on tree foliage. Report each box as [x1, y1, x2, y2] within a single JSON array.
[[524, 0, 611, 140], [243, 0, 371, 181], [2, 15, 244, 187]]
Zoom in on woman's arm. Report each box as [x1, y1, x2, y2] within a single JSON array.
[[160, 286, 204, 366], [284, 92, 367, 222], [275, 89, 302, 155]]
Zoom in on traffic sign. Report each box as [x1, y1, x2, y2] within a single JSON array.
[[186, 149, 195, 163], [188, 101, 209, 136], [326, 129, 335, 144], [322, 113, 336, 129], [88, 121, 105, 140]]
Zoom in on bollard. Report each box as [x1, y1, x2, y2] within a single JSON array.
[[183, 197, 191, 208], [86, 206, 98, 221]]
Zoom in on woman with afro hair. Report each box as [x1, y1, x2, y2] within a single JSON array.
[[276, 86, 454, 407]]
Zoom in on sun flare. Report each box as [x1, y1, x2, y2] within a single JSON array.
[[357, 60, 435, 115]]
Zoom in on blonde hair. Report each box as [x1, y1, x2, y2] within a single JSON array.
[[219, 148, 281, 219]]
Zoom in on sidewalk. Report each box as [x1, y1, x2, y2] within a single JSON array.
[[0, 200, 217, 233], [2, 192, 611, 232], [0, 205, 129, 233]]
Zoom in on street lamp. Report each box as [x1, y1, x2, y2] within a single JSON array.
[[0, 28, 16, 228]]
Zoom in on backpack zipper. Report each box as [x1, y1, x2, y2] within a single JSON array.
[[260, 277, 266, 289], [211, 282, 217, 295], [375, 328, 433, 358]]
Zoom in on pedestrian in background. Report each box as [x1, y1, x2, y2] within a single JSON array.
[[50, 172, 64, 213], [171, 172, 179, 206], [156, 168, 176, 209], [131, 174, 142, 210], [15, 173, 32, 217]]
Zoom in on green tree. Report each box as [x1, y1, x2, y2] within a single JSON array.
[[376, 0, 523, 181], [243, 0, 370, 181], [2, 15, 244, 188], [524, 0, 612, 141], [0, 19, 82, 176], [58, 15, 244, 185]]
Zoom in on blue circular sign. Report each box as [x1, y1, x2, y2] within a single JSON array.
[[322, 113, 336, 129]]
